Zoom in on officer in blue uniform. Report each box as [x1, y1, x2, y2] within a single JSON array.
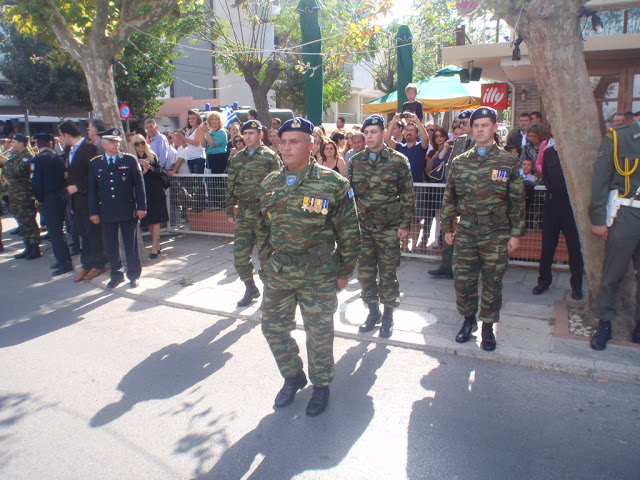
[[31, 133, 73, 276], [88, 128, 146, 288]]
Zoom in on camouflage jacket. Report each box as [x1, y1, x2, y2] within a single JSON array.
[[347, 145, 415, 230], [2, 149, 33, 193], [226, 144, 281, 217], [451, 134, 475, 161], [441, 143, 525, 237], [259, 159, 361, 279], [589, 122, 640, 226]]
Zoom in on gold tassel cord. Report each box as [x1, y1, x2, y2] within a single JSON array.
[[611, 128, 639, 198]]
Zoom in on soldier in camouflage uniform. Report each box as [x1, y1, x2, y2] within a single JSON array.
[[429, 108, 476, 279], [348, 114, 415, 338], [226, 120, 282, 307], [0, 134, 40, 259], [589, 120, 640, 350], [441, 107, 525, 351], [258, 117, 360, 416]]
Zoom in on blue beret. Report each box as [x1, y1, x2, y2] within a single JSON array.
[[98, 128, 122, 141], [362, 114, 385, 131], [457, 108, 476, 120], [13, 133, 28, 144], [470, 107, 497, 125], [278, 117, 314, 136], [241, 120, 263, 133]]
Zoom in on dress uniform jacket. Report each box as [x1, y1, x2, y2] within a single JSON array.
[[88, 152, 146, 222]]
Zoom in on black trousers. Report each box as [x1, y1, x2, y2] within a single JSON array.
[[537, 193, 584, 291], [73, 208, 107, 270], [42, 194, 71, 268], [102, 218, 141, 281]]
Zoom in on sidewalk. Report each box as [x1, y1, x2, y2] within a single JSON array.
[[3, 218, 639, 384]]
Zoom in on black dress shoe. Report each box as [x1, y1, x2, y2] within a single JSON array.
[[52, 265, 73, 276], [306, 386, 330, 417], [50, 262, 60, 269], [359, 304, 381, 332], [571, 290, 583, 301], [149, 252, 159, 259], [106, 278, 124, 289], [455, 316, 477, 343], [129, 278, 140, 288], [274, 370, 307, 408], [590, 320, 612, 351], [428, 268, 453, 279], [481, 322, 496, 351], [532, 284, 548, 295]]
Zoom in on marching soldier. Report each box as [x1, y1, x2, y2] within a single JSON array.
[[429, 108, 476, 279], [441, 107, 525, 351], [88, 129, 146, 289], [258, 117, 360, 416], [226, 120, 282, 307], [589, 120, 640, 350], [31, 133, 73, 275], [348, 114, 415, 338], [0, 134, 40, 260]]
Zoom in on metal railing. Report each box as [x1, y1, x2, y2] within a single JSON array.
[[167, 175, 568, 267]]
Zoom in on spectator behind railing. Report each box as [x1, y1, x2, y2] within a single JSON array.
[[424, 126, 452, 250], [319, 139, 345, 176], [180, 109, 206, 174], [203, 111, 228, 175], [230, 134, 245, 158], [130, 134, 168, 259], [311, 127, 327, 162], [268, 129, 280, 155], [520, 123, 549, 165]]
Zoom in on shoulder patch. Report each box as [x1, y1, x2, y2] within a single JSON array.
[[347, 188, 355, 199]]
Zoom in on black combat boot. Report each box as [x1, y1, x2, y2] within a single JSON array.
[[455, 316, 477, 343], [306, 386, 330, 417], [633, 322, 640, 344], [590, 320, 612, 351], [237, 279, 260, 307], [274, 370, 307, 408], [379, 306, 394, 338], [359, 303, 381, 332], [25, 245, 41, 260], [481, 322, 496, 351], [14, 243, 30, 259]]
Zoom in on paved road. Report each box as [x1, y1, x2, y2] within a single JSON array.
[[1, 275, 639, 479]]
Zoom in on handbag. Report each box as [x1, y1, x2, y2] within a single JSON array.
[[160, 167, 171, 189], [427, 160, 445, 182]]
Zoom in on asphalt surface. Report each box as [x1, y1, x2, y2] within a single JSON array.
[[1, 273, 639, 480]]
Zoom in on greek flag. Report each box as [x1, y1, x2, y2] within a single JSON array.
[[221, 106, 239, 128]]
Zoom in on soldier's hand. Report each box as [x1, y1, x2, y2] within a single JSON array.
[[397, 228, 408, 239], [336, 278, 348, 292], [591, 225, 608, 240], [444, 232, 455, 245], [227, 216, 235, 224], [507, 237, 520, 254], [90, 215, 100, 224], [137, 210, 147, 219]]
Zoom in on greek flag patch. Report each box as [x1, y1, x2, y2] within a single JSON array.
[[347, 188, 355, 199]]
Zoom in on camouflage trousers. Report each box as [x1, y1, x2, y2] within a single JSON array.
[[11, 193, 39, 246], [233, 206, 266, 283], [453, 223, 510, 323], [358, 225, 401, 308], [261, 257, 337, 387]]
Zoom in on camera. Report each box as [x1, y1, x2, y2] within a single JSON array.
[[399, 113, 410, 118]]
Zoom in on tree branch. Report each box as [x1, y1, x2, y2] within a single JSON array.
[[112, 0, 180, 53], [32, 0, 85, 59]]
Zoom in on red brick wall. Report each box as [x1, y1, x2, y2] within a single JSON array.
[[512, 81, 543, 128]]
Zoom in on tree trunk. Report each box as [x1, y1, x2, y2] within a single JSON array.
[[241, 60, 282, 127], [80, 51, 122, 129], [492, 0, 629, 331]]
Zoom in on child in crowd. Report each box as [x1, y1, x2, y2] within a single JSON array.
[[402, 83, 424, 122]]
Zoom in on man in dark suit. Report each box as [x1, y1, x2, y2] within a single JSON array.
[[31, 133, 73, 276], [506, 112, 532, 157], [58, 120, 107, 282], [88, 128, 146, 288]]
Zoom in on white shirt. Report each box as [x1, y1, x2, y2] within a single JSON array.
[[174, 146, 191, 174], [183, 129, 205, 161]]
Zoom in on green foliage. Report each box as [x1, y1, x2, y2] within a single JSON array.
[[273, 57, 352, 115], [0, 23, 90, 113]]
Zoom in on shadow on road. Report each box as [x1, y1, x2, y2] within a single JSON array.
[[90, 318, 256, 428], [189, 342, 390, 480]]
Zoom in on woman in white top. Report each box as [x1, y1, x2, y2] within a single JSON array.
[[179, 109, 206, 173]]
